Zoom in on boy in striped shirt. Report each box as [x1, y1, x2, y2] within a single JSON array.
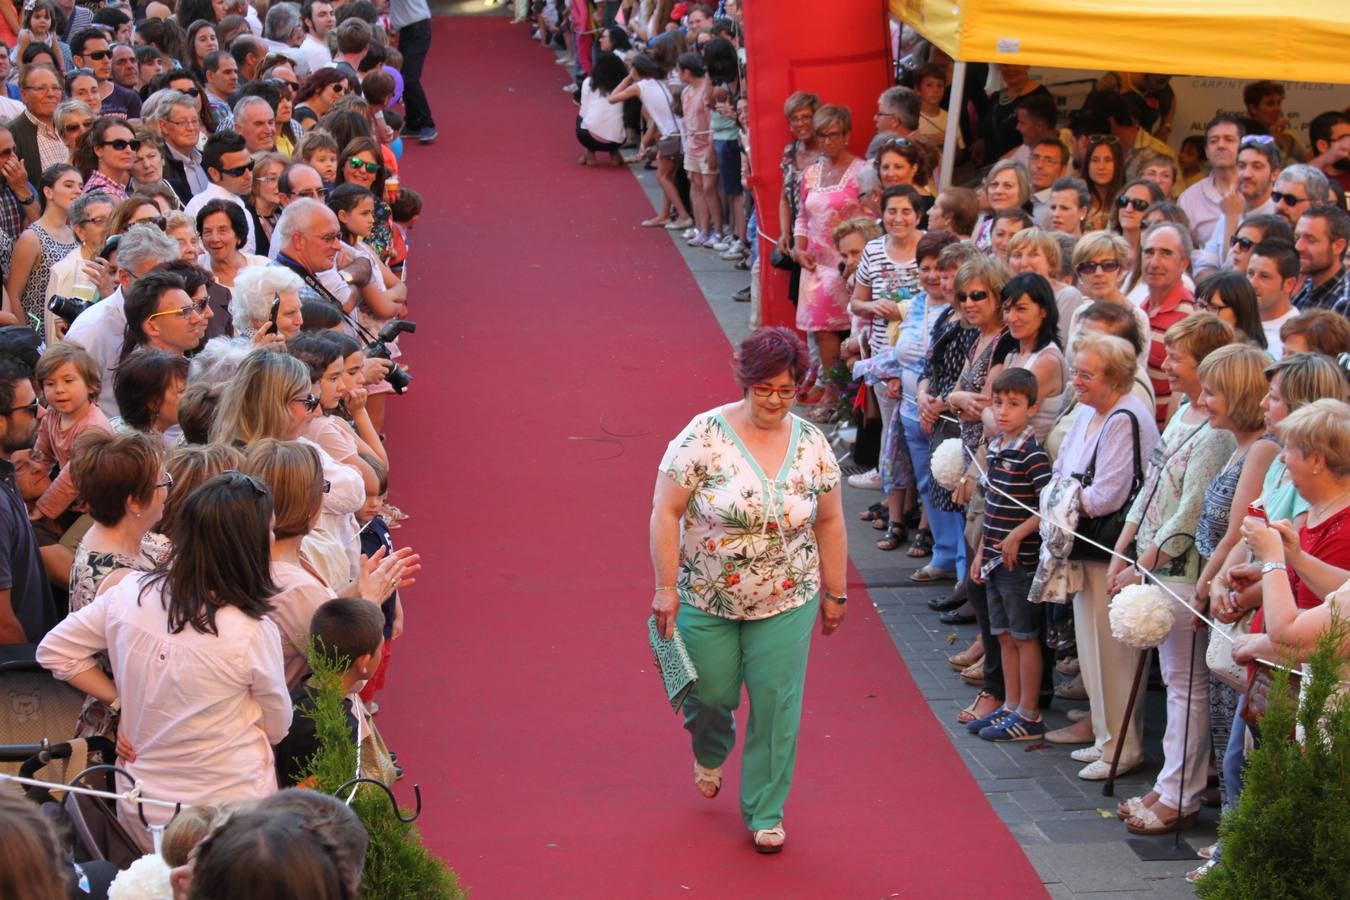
[[966, 368, 1053, 742]]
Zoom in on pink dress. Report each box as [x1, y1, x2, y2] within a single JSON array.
[[793, 158, 865, 332]]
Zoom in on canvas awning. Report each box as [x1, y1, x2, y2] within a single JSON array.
[[889, 0, 1350, 84]]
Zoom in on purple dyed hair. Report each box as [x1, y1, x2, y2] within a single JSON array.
[[731, 327, 809, 389]]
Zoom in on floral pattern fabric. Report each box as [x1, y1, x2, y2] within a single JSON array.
[[792, 158, 865, 332], [660, 409, 840, 621]]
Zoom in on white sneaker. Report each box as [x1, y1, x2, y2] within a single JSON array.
[[687, 232, 710, 247], [846, 468, 882, 490], [1078, 758, 1138, 781], [705, 232, 726, 250], [681, 227, 698, 240], [1070, 745, 1102, 763], [710, 234, 732, 252], [719, 239, 747, 260]]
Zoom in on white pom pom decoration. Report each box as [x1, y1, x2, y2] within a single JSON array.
[[108, 853, 173, 899], [1109, 583, 1175, 650], [931, 438, 966, 490]]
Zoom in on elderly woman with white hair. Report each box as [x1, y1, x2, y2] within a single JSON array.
[[229, 264, 304, 349]]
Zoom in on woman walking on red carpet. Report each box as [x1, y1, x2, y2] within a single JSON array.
[[650, 327, 848, 854]]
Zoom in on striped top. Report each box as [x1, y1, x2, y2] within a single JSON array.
[[979, 426, 1052, 574], [854, 236, 919, 356], [1141, 282, 1195, 432]]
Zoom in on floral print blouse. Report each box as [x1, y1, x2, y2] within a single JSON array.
[[660, 409, 840, 621]]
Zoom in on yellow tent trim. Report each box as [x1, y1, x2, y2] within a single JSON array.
[[890, 0, 1350, 85]]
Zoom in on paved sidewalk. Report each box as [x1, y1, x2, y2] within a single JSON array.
[[631, 164, 1212, 897]]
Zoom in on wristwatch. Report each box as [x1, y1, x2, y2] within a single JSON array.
[[824, 591, 847, 604], [1260, 561, 1287, 576]]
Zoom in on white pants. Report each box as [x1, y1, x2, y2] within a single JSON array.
[[1073, 564, 1145, 768], [1149, 583, 1211, 814]]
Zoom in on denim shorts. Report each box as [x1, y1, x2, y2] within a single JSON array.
[[715, 139, 743, 196], [985, 563, 1042, 640]]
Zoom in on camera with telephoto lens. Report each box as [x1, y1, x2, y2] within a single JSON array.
[[48, 295, 94, 324], [365, 320, 416, 394]]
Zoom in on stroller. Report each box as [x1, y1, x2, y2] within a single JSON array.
[[0, 643, 150, 873]]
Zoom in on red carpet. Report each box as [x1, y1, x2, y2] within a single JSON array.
[[380, 16, 1046, 898]]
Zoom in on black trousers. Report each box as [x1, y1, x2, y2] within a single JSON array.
[[399, 18, 435, 131], [575, 121, 621, 152]]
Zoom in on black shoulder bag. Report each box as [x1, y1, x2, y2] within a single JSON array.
[[1069, 409, 1142, 563]]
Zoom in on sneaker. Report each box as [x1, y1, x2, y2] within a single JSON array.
[[681, 227, 698, 239], [732, 286, 751, 302], [705, 232, 726, 250], [719, 239, 747, 260], [965, 705, 1014, 734], [711, 234, 733, 252], [1078, 758, 1138, 781], [417, 127, 438, 144], [846, 468, 882, 490], [979, 712, 1047, 742], [1070, 745, 1102, 763], [687, 231, 710, 247]]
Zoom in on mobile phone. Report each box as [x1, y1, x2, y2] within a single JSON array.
[[1247, 499, 1267, 523], [268, 292, 281, 331]]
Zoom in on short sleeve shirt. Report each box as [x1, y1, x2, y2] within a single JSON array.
[[660, 409, 840, 620], [855, 236, 918, 355], [0, 458, 55, 641]]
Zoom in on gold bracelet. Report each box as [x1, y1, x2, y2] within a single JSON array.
[[655, 585, 678, 592]]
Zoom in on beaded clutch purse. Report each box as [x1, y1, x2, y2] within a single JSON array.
[[648, 615, 698, 713]]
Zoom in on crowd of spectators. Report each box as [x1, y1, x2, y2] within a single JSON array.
[[0, 0, 437, 895], [539, 3, 1350, 887]]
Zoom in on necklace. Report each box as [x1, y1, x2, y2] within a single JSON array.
[[1308, 489, 1350, 526]]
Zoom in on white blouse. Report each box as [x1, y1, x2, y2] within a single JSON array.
[[36, 573, 291, 847]]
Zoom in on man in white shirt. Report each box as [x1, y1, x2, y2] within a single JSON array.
[[183, 131, 257, 254], [1246, 240, 1301, 358], [263, 2, 308, 71], [1193, 136, 1279, 277], [1029, 137, 1069, 225], [65, 225, 180, 419], [1178, 114, 1244, 247], [297, 0, 335, 73]]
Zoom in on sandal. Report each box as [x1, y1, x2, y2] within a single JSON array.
[[957, 690, 999, 724], [694, 763, 722, 799], [858, 502, 887, 523], [1186, 859, 1218, 884], [641, 216, 670, 227], [1116, 796, 1148, 819], [948, 638, 984, 670], [876, 522, 908, 551], [960, 660, 984, 687], [1125, 805, 1198, 836], [909, 564, 955, 583], [906, 527, 933, 558], [752, 823, 786, 854]]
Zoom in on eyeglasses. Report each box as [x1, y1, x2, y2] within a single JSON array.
[[99, 138, 143, 152], [292, 394, 321, 412], [1271, 190, 1307, 207], [816, 129, 846, 140], [0, 400, 39, 416], [1230, 235, 1256, 251], [750, 385, 799, 400], [955, 290, 990, 303], [347, 157, 381, 174], [290, 187, 327, 200], [166, 116, 201, 129], [1068, 368, 1098, 384], [1086, 134, 1120, 146], [23, 84, 62, 94], [1240, 134, 1276, 148], [84, 50, 111, 61], [178, 87, 201, 98], [304, 230, 341, 243], [77, 213, 110, 227], [1115, 196, 1149, 212], [1075, 259, 1122, 276], [132, 215, 167, 230], [146, 296, 209, 321], [155, 471, 174, 489], [322, 479, 331, 493], [1195, 297, 1229, 313], [218, 160, 255, 178], [62, 120, 93, 134]]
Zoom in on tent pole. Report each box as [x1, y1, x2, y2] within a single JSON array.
[[939, 60, 967, 190]]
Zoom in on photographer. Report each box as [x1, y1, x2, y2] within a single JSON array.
[[271, 197, 376, 317], [42, 189, 115, 345]]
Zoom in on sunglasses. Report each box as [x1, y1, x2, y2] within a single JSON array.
[[1075, 259, 1122, 276], [347, 157, 381, 174], [1115, 196, 1149, 212], [1230, 235, 1256, 251], [1086, 134, 1120, 146], [1270, 190, 1307, 207], [218, 160, 255, 178], [329, 83, 347, 95], [84, 50, 110, 61], [0, 400, 39, 416], [99, 138, 142, 152], [1240, 134, 1276, 148], [63, 120, 93, 134], [293, 394, 321, 412], [955, 290, 990, 303], [133, 215, 167, 230], [146, 296, 209, 321], [155, 471, 174, 490], [178, 86, 201, 98]]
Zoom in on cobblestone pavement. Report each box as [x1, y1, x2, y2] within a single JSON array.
[[636, 165, 1214, 896]]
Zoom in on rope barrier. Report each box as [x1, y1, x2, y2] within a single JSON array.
[[0, 771, 181, 810]]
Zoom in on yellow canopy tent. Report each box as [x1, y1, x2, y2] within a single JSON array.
[[889, 0, 1350, 183]]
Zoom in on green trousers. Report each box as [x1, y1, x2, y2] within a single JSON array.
[[677, 597, 817, 831]]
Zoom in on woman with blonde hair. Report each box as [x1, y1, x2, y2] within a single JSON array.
[[1006, 226, 1083, 346], [211, 350, 364, 587], [972, 160, 1030, 249], [1068, 231, 1151, 359]]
